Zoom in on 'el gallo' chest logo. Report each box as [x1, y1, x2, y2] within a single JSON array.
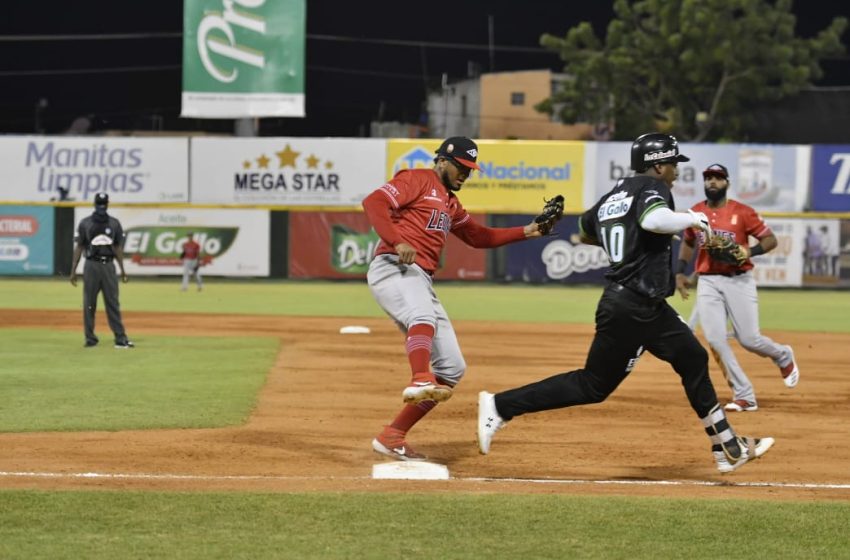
[[597, 194, 634, 220]]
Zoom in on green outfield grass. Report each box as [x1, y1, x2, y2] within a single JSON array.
[[2, 278, 849, 331], [0, 328, 277, 432], [0, 491, 847, 559], [1, 277, 848, 558]]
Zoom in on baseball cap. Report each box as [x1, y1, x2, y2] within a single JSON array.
[[702, 163, 729, 179], [94, 192, 109, 207], [435, 136, 480, 170]]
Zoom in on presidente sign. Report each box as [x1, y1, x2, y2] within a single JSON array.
[[182, 0, 306, 118], [0, 136, 189, 203], [190, 137, 386, 205], [387, 139, 586, 213]]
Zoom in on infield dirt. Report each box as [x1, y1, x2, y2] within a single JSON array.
[[2, 310, 848, 501]]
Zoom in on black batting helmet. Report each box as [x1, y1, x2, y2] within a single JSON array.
[[630, 133, 690, 172]]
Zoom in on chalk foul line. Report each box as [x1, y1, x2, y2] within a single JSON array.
[[1, 470, 849, 490]]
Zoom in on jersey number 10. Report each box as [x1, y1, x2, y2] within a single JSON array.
[[599, 224, 625, 264]]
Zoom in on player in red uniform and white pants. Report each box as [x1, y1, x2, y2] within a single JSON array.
[[180, 232, 203, 292], [363, 136, 545, 461], [676, 163, 799, 412]]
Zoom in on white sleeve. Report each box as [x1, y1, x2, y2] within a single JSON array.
[[640, 206, 695, 234]]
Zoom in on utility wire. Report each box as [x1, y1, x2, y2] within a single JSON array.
[[0, 65, 180, 77], [0, 31, 550, 54]]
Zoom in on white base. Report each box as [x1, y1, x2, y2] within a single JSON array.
[[371, 461, 450, 480], [340, 326, 371, 334]]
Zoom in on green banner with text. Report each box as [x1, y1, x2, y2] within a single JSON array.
[[182, 0, 306, 118]]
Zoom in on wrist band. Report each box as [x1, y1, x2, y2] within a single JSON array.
[[749, 244, 765, 257], [676, 259, 688, 274]]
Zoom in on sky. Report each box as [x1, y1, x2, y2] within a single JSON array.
[[1, 0, 846, 137]]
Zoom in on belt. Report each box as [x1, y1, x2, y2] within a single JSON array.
[[90, 256, 113, 264], [609, 282, 664, 305], [382, 254, 433, 277]]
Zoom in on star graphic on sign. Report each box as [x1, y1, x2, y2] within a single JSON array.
[[256, 154, 270, 168], [324, 161, 334, 170], [275, 144, 300, 168], [242, 160, 251, 169], [306, 154, 320, 169]]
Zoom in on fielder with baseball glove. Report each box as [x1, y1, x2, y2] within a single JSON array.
[[676, 162, 799, 417], [703, 234, 749, 266]]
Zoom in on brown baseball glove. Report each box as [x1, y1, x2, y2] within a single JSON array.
[[704, 235, 748, 266], [534, 195, 565, 236]]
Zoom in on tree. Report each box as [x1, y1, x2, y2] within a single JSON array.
[[536, 0, 847, 141]]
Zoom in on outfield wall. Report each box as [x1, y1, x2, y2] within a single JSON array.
[[1, 135, 848, 286], [2, 135, 850, 214], [2, 204, 848, 289]]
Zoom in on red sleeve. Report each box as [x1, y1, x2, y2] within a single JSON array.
[[361, 171, 423, 247], [362, 190, 402, 247], [452, 216, 526, 248], [745, 206, 772, 239]]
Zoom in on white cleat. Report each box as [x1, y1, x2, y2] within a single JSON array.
[[477, 391, 507, 455], [402, 382, 453, 405], [714, 436, 775, 473], [780, 346, 799, 388]]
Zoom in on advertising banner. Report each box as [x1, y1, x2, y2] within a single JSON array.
[[748, 218, 804, 287], [182, 0, 306, 118], [0, 206, 54, 275], [73, 207, 268, 276], [190, 137, 386, 205], [288, 211, 486, 280], [810, 145, 850, 211], [0, 136, 189, 203], [798, 218, 841, 287], [387, 139, 587, 213], [592, 142, 808, 213], [498, 215, 610, 283], [840, 219, 850, 288]]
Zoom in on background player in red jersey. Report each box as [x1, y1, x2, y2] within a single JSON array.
[[676, 163, 799, 412], [363, 136, 546, 462], [179, 232, 203, 292]]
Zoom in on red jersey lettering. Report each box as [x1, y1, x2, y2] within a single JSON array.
[[362, 168, 525, 272], [684, 199, 771, 274]]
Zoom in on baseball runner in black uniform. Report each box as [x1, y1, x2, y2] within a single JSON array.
[[477, 133, 775, 473], [69, 193, 134, 349]]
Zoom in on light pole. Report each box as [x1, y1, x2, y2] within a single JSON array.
[[34, 98, 48, 134]]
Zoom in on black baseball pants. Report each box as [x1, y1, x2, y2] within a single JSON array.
[[495, 283, 720, 420], [83, 259, 129, 345]]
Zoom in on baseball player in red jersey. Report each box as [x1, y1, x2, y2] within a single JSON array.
[[676, 163, 799, 412], [363, 136, 546, 461], [180, 232, 203, 292]]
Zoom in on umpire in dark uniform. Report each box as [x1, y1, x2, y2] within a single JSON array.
[[477, 133, 774, 474], [69, 193, 134, 349]]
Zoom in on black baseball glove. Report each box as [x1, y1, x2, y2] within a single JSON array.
[[704, 235, 748, 266], [534, 195, 565, 236]]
